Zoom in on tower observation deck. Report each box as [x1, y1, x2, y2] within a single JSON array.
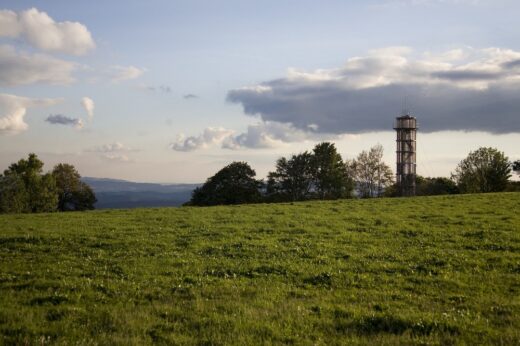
[[394, 113, 417, 197]]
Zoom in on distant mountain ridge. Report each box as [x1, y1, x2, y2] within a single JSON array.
[[81, 177, 200, 209]]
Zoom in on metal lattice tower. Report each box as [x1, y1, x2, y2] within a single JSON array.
[[394, 112, 418, 197]]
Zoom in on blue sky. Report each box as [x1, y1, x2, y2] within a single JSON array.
[[0, 0, 519, 182]]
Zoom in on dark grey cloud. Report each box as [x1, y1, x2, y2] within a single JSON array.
[[183, 94, 198, 99], [228, 82, 520, 134], [503, 59, 520, 69], [45, 114, 83, 128], [227, 48, 520, 135], [432, 70, 503, 81]]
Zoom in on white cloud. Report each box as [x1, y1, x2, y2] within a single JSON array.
[[0, 93, 62, 135], [171, 122, 327, 152], [45, 114, 84, 129], [0, 8, 95, 55], [109, 65, 145, 82], [147, 85, 172, 93], [222, 121, 321, 150], [102, 154, 131, 162], [236, 85, 273, 93], [86, 142, 137, 162], [222, 127, 279, 150], [171, 127, 235, 151], [89, 142, 137, 153], [227, 47, 520, 134], [81, 97, 94, 121], [0, 9, 20, 37], [0, 45, 76, 86]]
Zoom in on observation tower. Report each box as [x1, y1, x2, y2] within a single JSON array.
[[394, 112, 418, 197]]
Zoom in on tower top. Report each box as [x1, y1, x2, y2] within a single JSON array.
[[396, 113, 415, 119], [394, 114, 418, 130]]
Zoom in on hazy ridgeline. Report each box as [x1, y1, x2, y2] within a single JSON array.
[[82, 178, 199, 209], [0, 193, 519, 344]]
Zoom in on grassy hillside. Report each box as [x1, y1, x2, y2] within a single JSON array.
[[0, 193, 519, 345]]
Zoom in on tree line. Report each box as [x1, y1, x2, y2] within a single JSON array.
[[188, 142, 395, 206], [1, 146, 517, 212], [0, 154, 96, 214], [188, 144, 519, 206]]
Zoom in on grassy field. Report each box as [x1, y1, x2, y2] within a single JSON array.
[[0, 193, 519, 345]]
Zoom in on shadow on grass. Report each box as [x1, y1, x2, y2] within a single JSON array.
[[335, 314, 459, 337]]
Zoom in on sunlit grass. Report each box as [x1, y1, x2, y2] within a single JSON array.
[[0, 193, 519, 344]]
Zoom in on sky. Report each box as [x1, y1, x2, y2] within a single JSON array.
[[0, 0, 519, 183]]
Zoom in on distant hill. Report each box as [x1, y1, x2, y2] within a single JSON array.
[[82, 177, 200, 209]]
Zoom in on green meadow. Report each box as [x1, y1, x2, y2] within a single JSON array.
[[0, 193, 519, 345]]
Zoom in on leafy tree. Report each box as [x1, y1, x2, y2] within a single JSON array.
[[189, 162, 261, 206], [71, 183, 97, 211], [3, 153, 58, 212], [416, 176, 459, 196], [0, 174, 29, 213], [311, 142, 353, 199], [452, 147, 511, 193], [383, 182, 399, 198], [513, 160, 520, 176], [266, 152, 314, 201], [386, 176, 459, 197], [351, 144, 394, 198], [32, 173, 59, 213], [52, 163, 96, 211], [505, 181, 520, 192], [506, 160, 520, 191]]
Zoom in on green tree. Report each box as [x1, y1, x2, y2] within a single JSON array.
[[3, 153, 58, 212], [52, 163, 97, 211], [189, 162, 261, 206], [0, 174, 29, 213], [351, 144, 394, 198], [311, 142, 353, 199], [266, 152, 314, 202], [383, 182, 399, 198], [32, 173, 59, 213], [452, 147, 511, 193], [416, 176, 459, 196], [513, 160, 520, 176]]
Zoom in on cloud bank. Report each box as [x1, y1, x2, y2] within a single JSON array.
[[227, 47, 520, 134], [0, 8, 95, 55], [0, 93, 61, 134], [45, 114, 83, 129]]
